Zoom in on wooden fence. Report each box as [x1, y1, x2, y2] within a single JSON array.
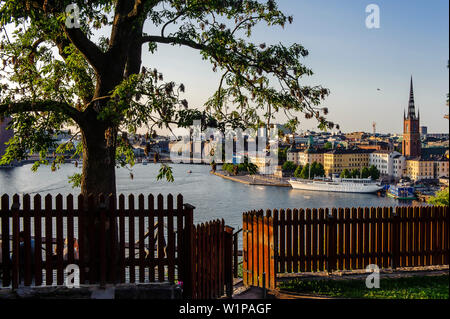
[[0, 193, 233, 299], [189, 220, 233, 299], [243, 205, 449, 289], [242, 214, 275, 289]]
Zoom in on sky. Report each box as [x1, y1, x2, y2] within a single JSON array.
[[141, 0, 449, 135]]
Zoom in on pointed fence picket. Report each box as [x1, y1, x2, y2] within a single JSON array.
[[243, 205, 449, 289], [0, 193, 233, 299]]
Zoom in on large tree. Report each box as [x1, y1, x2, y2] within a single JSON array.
[[0, 0, 333, 197]]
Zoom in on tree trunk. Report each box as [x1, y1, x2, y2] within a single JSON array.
[[79, 120, 119, 283], [75, 14, 144, 282], [80, 122, 117, 198]]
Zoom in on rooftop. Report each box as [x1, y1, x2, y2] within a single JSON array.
[[325, 149, 374, 155]]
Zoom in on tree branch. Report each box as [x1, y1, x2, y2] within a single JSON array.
[[64, 27, 105, 72], [140, 35, 207, 51], [53, 36, 95, 104], [127, 0, 145, 19], [0, 100, 82, 124]]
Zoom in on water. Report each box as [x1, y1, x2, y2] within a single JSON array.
[[0, 163, 414, 231]]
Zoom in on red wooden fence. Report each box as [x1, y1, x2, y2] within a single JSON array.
[[0, 193, 233, 299], [189, 220, 233, 299], [243, 205, 449, 289], [242, 211, 275, 290]]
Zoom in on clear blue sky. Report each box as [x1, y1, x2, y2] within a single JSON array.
[[144, 0, 449, 134]]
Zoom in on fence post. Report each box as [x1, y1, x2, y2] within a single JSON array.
[[224, 226, 234, 298], [183, 204, 195, 298], [11, 200, 20, 289], [98, 201, 107, 287], [1, 195, 11, 288], [233, 231, 239, 278], [326, 211, 337, 274], [262, 272, 266, 299], [391, 210, 399, 270]]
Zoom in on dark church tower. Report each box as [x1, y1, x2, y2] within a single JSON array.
[[402, 77, 421, 158]]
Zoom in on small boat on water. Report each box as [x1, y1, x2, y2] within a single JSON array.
[[289, 177, 383, 194], [386, 185, 416, 200]]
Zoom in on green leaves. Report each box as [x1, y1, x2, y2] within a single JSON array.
[[368, 165, 380, 180], [293, 164, 303, 178], [115, 134, 136, 168], [282, 161, 296, 172], [157, 164, 174, 182], [427, 188, 449, 206], [294, 162, 324, 179], [223, 159, 258, 176], [68, 173, 82, 188]]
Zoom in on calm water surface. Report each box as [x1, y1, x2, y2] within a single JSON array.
[[0, 163, 417, 231]]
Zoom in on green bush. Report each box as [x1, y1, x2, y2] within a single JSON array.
[[351, 169, 360, 178], [222, 162, 258, 175], [340, 169, 351, 178], [294, 165, 303, 178], [369, 165, 380, 180], [427, 188, 449, 206], [282, 161, 297, 172], [361, 167, 370, 178]]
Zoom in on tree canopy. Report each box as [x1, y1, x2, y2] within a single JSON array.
[[0, 0, 333, 195], [282, 160, 296, 172], [427, 188, 449, 206], [293, 161, 323, 179], [368, 165, 380, 180]]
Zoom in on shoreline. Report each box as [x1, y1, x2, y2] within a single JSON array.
[[212, 171, 291, 187]]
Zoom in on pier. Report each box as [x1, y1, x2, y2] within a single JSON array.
[[213, 171, 291, 187]]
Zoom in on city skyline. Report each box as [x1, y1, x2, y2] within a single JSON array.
[[1, 1, 448, 135]]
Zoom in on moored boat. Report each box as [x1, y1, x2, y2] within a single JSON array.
[[288, 177, 383, 194], [386, 185, 416, 200]]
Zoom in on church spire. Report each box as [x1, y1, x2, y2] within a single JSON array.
[[408, 76, 416, 119]]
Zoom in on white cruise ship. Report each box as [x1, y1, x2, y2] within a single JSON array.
[[288, 177, 383, 194]]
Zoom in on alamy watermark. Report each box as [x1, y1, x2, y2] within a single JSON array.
[[365, 264, 380, 289], [65, 264, 80, 288], [169, 121, 279, 173], [65, 4, 80, 29], [366, 4, 380, 29]]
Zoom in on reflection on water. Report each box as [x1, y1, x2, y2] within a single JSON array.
[[0, 163, 416, 231]]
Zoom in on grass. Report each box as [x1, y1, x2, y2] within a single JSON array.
[[279, 274, 449, 299], [237, 262, 243, 278]]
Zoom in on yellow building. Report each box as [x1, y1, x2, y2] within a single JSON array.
[[323, 149, 373, 176], [248, 153, 277, 175], [406, 157, 449, 181], [298, 149, 326, 167]]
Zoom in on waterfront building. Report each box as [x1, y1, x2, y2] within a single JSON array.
[[369, 150, 404, 179], [248, 152, 276, 175], [392, 154, 406, 180], [287, 147, 302, 164], [402, 77, 421, 158], [404, 148, 449, 181], [298, 148, 326, 167], [323, 149, 373, 177], [406, 156, 449, 181]]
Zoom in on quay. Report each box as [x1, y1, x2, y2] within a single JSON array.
[[213, 171, 291, 187]]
